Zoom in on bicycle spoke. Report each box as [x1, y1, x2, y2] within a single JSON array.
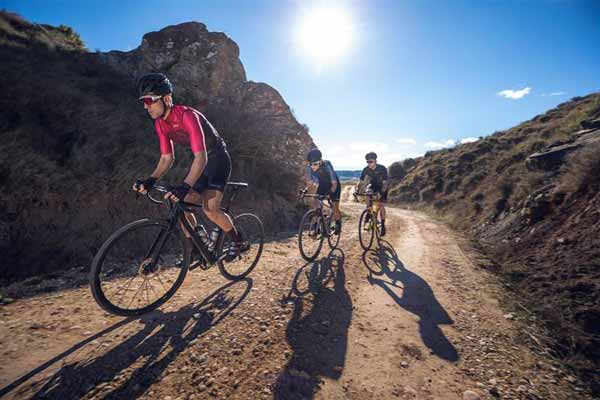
[[154, 272, 169, 292], [113, 273, 139, 307]]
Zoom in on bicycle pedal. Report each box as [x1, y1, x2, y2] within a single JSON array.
[[189, 260, 206, 271], [199, 263, 214, 271]]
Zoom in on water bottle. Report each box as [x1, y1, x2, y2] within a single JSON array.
[[195, 226, 210, 246], [208, 228, 220, 252]]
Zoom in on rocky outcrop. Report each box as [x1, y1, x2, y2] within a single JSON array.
[[100, 22, 245, 104], [0, 12, 314, 282], [525, 127, 600, 171]]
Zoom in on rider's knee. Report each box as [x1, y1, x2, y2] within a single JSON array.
[[203, 207, 219, 220]]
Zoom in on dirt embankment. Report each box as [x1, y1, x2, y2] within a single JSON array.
[[387, 93, 600, 380]]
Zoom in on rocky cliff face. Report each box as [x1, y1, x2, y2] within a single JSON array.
[[0, 11, 314, 282], [387, 93, 600, 379]]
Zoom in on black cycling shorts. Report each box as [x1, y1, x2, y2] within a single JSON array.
[[317, 180, 341, 202], [193, 150, 231, 193], [371, 184, 388, 202]]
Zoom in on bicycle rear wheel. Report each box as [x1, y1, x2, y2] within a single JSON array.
[[358, 209, 374, 250], [90, 219, 188, 316], [298, 209, 325, 261], [218, 213, 264, 281]]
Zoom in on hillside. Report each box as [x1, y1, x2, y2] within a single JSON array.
[[387, 93, 600, 381], [0, 11, 314, 283]]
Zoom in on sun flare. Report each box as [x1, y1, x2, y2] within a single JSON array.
[[296, 6, 353, 67]]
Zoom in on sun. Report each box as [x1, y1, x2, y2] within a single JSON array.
[[296, 6, 353, 67]]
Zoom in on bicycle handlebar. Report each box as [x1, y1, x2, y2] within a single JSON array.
[[303, 193, 329, 200], [298, 189, 329, 201], [146, 185, 172, 205], [354, 191, 376, 197]]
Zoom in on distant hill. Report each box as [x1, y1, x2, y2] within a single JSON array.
[[387, 93, 600, 381], [337, 170, 362, 181]]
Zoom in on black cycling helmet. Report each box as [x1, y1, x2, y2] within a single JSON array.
[[306, 148, 322, 163], [365, 152, 377, 160], [137, 73, 173, 98]]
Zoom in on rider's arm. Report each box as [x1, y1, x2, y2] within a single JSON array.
[[182, 110, 207, 154], [153, 124, 175, 179], [180, 110, 209, 186], [325, 162, 338, 193], [305, 165, 318, 191], [150, 153, 174, 179], [381, 166, 389, 192], [183, 151, 208, 186], [357, 167, 368, 193]]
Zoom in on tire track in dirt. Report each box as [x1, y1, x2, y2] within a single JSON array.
[[0, 203, 593, 399]]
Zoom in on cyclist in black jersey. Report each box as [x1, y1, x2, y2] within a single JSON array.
[[305, 149, 342, 234], [358, 152, 388, 236]]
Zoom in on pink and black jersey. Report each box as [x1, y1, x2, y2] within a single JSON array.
[[154, 105, 226, 155]]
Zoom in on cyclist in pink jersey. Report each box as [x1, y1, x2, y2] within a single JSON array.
[[132, 73, 247, 262]]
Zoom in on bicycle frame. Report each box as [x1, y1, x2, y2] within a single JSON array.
[[301, 193, 334, 237], [147, 186, 239, 267]]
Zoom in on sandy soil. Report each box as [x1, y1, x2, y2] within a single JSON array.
[[0, 202, 594, 399]]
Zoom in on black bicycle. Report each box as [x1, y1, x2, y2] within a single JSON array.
[[89, 183, 264, 317], [297, 190, 341, 261], [354, 186, 383, 250]]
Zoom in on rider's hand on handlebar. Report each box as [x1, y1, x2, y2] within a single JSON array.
[[133, 177, 156, 194], [165, 183, 191, 203]]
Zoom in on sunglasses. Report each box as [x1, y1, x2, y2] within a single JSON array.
[[310, 161, 321, 166], [140, 95, 163, 106], [367, 160, 376, 164]]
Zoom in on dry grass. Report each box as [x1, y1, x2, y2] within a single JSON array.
[[559, 141, 600, 194]]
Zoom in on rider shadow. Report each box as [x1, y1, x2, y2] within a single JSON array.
[[16, 279, 252, 400], [273, 249, 352, 400], [363, 242, 459, 362]]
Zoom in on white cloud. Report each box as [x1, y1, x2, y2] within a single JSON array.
[[460, 137, 479, 144], [498, 86, 531, 100], [424, 139, 456, 149], [395, 138, 417, 146]]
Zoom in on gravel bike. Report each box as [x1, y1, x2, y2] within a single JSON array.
[[90, 183, 264, 316], [297, 190, 341, 261], [354, 187, 383, 250]]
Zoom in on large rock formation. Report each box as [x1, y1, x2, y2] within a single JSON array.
[[0, 11, 314, 282]]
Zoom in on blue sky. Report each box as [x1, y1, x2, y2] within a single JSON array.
[[3, 0, 599, 169]]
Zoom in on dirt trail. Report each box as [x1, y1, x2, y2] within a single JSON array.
[[0, 203, 593, 399]]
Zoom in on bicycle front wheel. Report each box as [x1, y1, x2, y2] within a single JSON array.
[[218, 213, 264, 281], [298, 209, 325, 261], [358, 209, 374, 250], [326, 214, 341, 249], [90, 219, 189, 316]]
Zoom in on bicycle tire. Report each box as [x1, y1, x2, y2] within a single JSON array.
[[217, 213, 264, 281], [90, 219, 189, 316], [326, 214, 341, 249], [358, 209, 374, 250], [298, 209, 325, 261]]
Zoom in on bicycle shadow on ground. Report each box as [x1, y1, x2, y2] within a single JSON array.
[[6, 279, 252, 400], [273, 249, 352, 400], [362, 241, 459, 362]]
